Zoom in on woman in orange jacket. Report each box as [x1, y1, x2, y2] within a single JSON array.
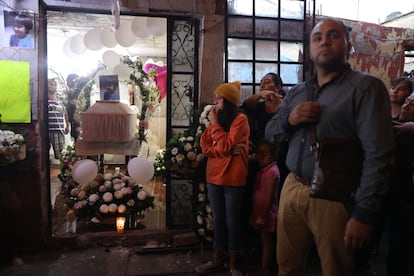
[[196, 81, 250, 276]]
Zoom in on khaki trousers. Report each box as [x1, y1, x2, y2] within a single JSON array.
[[277, 173, 355, 276]]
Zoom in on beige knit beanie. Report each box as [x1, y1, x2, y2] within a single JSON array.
[[214, 81, 241, 106]]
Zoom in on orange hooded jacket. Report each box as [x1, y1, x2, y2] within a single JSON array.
[[200, 112, 250, 186]]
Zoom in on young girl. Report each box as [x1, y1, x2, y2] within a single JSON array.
[[9, 13, 34, 49], [249, 139, 280, 276]]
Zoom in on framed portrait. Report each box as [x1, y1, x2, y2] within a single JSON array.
[[99, 75, 120, 101], [3, 10, 35, 49]]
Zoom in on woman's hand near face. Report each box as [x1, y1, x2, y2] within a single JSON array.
[[258, 90, 276, 100], [208, 106, 218, 125]]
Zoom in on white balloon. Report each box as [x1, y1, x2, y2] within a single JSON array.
[[63, 37, 76, 58], [127, 157, 154, 184], [146, 17, 166, 37], [113, 64, 131, 81], [155, 60, 164, 67], [100, 27, 117, 48], [102, 50, 120, 68], [115, 20, 136, 47], [72, 159, 98, 185], [131, 17, 149, 38], [70, 34, 87, 55], [84, 28, 103, 50]]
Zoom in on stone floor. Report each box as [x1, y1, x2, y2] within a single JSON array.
[[0, 236, 392, 276]]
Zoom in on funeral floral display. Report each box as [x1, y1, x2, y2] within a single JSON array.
[[165, 133, 205, 177], [122, 56, 160, 144], [0, 120, 27, 166], [58, 144, 83, 183], [164, 103, 214, 177], [65, 171, 155, 224], [153, 148, 167, 178], [158, 103, 214, 242], [194, 181, 213, 242]]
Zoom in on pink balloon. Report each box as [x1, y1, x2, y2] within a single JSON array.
[[143, 63, 160, 73], [143, 63, 167, 101], [156, 69, 167, 101]]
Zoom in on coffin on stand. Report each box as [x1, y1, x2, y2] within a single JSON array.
[[76, 101, 139, 157]]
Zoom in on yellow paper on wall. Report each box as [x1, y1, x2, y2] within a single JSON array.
[[0, 60, 31, 123]]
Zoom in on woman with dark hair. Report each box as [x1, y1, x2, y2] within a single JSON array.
[[196, 81, 250, 276], [388, 76, 413, 120], [242, 72, 284, 145]]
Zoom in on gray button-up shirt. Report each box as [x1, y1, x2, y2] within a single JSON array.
[[265, 65, 395, 224]]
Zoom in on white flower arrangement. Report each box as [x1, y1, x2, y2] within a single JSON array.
[[0, 129, 26, 165], [197, 104, 214, 134], [58, 144, 84, 183], [190, 181, 213, 242], [121, 56, 160, 144], [166, 133, 204, 177], [65, 171, 154, 225]]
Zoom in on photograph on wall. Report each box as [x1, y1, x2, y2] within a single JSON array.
[[3, 10, 35, 49], [99, 75, 120, 101]]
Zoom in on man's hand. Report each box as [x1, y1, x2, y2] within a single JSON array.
[[288, 102, 322, 126], [344, 217, 373, 250], [393, 121, 414, 135]]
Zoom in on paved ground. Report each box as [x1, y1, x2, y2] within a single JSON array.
[[0, 229, 389, 276], [0, 244, 388, 276]]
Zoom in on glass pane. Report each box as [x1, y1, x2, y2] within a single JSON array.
[[241, 85, 254, 102], [255, 19, 279, 39], [255, 63, 278, 83], [405, 55, 414, 73], [228, 0, 253, 15], [228, 17, 253, 37], [281, 0, 304, 19], [171, 74, 194, 126], [280, 63, 303, 84], [228, 62, 253, 83], [170, 178, 193, 226], [172, 20, 195, 72], [228, 38, 253, 60], [256, 40, 279, 61], [280, 20, 304, 40], [255, 0, 279, 17], [280, 41, 303, 62]]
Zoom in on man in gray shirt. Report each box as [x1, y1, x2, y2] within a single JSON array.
[[266, 19, 394, 275]]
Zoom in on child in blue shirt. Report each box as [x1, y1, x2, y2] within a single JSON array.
[[9, 14, 34, 49]]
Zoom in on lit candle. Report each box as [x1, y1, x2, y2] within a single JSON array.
[[115, 167, 120, 175], [116, 217, 126, 233]]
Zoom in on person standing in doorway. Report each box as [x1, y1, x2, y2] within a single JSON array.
[[48, 79, 69, 162], [65, 73, 81, 142], [267, 19, 394, 275], [196, 81, 250, 276]]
